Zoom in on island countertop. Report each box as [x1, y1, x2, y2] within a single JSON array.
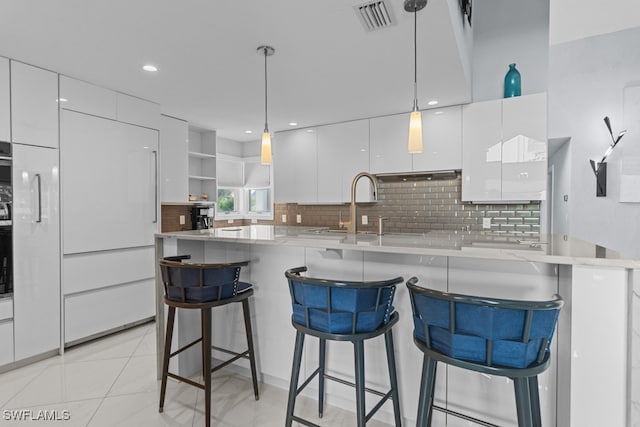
[[156, 225, 639, 269]]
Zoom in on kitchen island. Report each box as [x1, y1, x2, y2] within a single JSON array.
[[155, 225, 639, 426]]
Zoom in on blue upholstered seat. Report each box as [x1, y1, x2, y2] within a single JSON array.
[[406, 277, 563, 427], [160, 260, 250, 303], [285, 267, 404, 427], [288, 279, 395, 334]]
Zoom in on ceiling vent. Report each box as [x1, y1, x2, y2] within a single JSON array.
[[354, 1, 395, 32]]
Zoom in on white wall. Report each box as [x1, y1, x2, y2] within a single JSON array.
[[471, 0, 549, 102], [548, 140, 571, 233], [550, 0, 640, 45], [216, 136, 243, 157], [548, 26, 640, 258]]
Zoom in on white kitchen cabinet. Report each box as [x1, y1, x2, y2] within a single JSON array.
[[65, 279, 155, 344], [10, 61, 58, 148], [462, 93, 547, 202], [461, 100, 503, 201], [501, 93, 547, 200], [61, 110, 159, 254], [413, 105, 462, 172], [116, 93, 160, 130], [12, 143, 60, 360], [59, 75, 117, 119], [317, 120, 371, 203], [160, 115, 189, 203], [369, 113, 412, 174], [273, 129, 317, 203], [0, 320, 13, 366], [0, 297, 12, 320], [0, 57, 9, 142]]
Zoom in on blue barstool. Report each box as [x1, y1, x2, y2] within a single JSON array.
[[284, 266, 403, 427], [158, 255, 259, 427], [406, 277, 563, 427]]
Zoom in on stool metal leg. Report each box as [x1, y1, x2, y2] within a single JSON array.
[[416, 355, 437, 427], [384, 329, 402, 427], [285, 331, 305, 427], [514, 377, 533, 427], [202, 307, 212, 427], [242, 299, 260, 400], [354, 340, 366, 427], [159, 305, 176, 412], [528, 376, 542, 427], [318, 338, 326, 418]]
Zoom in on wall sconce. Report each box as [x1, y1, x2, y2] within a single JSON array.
[[589, 116, 626, 197]]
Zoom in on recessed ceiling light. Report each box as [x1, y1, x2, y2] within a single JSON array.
[[56, 98, 68, 103], [142, 64, 158, 72], [306, 129, 315, 133], [360, 148, 367, 152], [434, 111, 444, 115], [244, 130, 253, 134], [289, 122, 298, 126], [427, 100, 438, 106]]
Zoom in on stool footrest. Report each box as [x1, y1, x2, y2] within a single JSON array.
[[166, 372, 205, 390], [210, 348, 251, 374], [170, 337, 202, 358], [432, 404, 500, 427], [290, 414, 322, 427]]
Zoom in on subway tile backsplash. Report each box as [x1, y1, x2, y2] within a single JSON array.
[[275, 174, 541, 236]]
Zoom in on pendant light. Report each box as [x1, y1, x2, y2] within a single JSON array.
[[405, 0, 427, 154], [258, 45, 275, 165]]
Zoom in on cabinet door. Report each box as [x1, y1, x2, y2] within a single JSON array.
[[369, 113, 412, 174], [413, 105, 462, 172], [0, 57, 9, 142], [59, 75, 117, 119], [10, 61, 58, 148], [160, 115, 188, 203], [273, 129, 317, 203], [317, 120, 370, 203], [12, 144, 60, 360], [501, 93, 547, 200], [461, 100, 502, 202], [61, 110, 159, 253], [116, 93, 160, 130]]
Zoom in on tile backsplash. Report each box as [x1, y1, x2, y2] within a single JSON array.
[[276, 174, 541, 236]]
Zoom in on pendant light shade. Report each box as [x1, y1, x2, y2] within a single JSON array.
[[258, 45, 275, 165], [405, 0, 427, 154]]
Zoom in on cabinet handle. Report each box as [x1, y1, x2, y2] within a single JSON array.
[[35, 173, 42, 223], [152, 150, 158, 224]]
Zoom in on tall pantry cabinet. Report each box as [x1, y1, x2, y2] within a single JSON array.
[[10, 61, 61, 360], [59, 76, 159, 344]]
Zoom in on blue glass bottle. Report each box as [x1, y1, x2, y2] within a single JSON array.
[[503, 63, 521, 98]]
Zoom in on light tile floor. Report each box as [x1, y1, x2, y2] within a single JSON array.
[[0, 322, 393, 426]]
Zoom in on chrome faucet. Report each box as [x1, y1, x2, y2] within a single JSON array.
[[339, 172, 378, 234]]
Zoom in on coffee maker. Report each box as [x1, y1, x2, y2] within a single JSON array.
[[191, 204, 215, 230]]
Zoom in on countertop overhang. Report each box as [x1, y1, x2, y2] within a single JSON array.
[[156, 225, 639, 269]]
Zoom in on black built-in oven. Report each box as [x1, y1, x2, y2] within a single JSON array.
[[0, 141, 11, 295]]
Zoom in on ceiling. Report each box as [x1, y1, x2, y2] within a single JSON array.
[[0, 0, 472, 141]]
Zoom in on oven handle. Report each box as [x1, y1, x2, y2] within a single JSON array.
[[35, 173, 42, 223]]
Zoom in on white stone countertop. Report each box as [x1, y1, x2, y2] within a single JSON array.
[[157, 225, 640, 269]]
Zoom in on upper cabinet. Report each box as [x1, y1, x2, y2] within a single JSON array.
[[462, 93, 547, 202], [160, 115, 189, 203], [59, 75, 116, 119], [413, 105, 462, 172], [273, 129, 317, 203], [0, 58, 9, 141], [317, 120, 371, 203], [369, 113, 412, 174], [10, 61, 58, 148], [116, 93, 160, 130]]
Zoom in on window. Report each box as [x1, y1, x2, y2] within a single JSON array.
[[215, 153, 273, 220], [217, 188, 240, 214], [249, 188, 271, 213]]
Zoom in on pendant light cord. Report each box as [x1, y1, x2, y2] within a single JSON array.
[[413, 8, 418, 111], [263, 47, 269, 133]]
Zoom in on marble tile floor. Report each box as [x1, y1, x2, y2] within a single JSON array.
[[0, 322, 393, 426]]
